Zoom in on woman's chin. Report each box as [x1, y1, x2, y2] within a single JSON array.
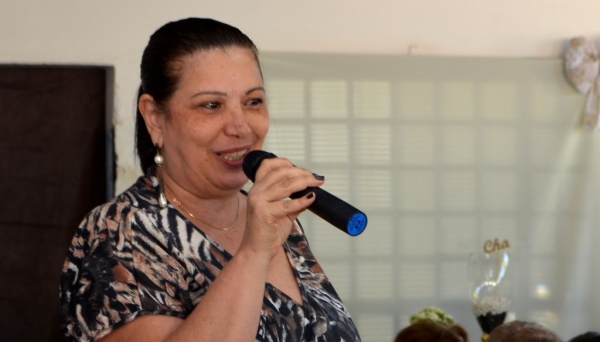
[[219, 174, 250, 191]]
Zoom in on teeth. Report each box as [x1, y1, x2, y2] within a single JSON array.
[[219, 150, 247, 161]]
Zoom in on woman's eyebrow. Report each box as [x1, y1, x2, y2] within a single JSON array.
[[191, 90, 227, 98], [246, 86, 265, 95], [191, 87, 264, 98]]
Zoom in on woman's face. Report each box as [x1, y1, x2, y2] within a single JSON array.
[[160, 47, 269, 197]]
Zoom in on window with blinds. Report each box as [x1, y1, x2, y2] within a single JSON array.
[[259, 53, 595, 342]]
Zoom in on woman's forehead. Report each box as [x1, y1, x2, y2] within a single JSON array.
[[174, 47, 262, 91]]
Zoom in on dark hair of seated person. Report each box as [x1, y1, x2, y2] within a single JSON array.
[[394, 319, 470, 342], [486, 320, 563, 342], [569, 331, 600, 342]]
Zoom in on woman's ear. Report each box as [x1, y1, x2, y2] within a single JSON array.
[[138, 94, 164, 147]]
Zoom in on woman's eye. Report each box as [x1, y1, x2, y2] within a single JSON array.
[[201, 102, 221, 110], [247, 98, 264, 106]]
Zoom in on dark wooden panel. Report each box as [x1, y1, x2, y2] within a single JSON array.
[[0, 65, 113, 342]]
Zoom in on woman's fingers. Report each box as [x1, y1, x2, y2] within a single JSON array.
[[252, 157, 294, 183], [247, 174, 320, 224], [277, 191, 317, 218], [251, 157, 324, 204], [243, 156, 324, 258]]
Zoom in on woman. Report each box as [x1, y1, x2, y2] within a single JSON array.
[[59, 18, 361, 342]]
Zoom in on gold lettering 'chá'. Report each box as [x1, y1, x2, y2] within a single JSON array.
[[483, 238, 510, 254]]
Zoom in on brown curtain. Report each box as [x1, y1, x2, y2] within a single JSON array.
[[0, 66, 113, 342]]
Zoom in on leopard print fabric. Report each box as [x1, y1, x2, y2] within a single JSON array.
[[59, 172, 361, 342]]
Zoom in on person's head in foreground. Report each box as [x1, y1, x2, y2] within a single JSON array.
[[394, 307, 469, 342], [394, 319, 470, 342], [486, 320, 563, 342], [569, 331, 600, 342]]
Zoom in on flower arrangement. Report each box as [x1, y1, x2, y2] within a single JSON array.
[[410, 306, 456, 326]]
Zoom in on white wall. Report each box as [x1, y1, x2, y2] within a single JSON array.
[[2, 0, 598, 191]]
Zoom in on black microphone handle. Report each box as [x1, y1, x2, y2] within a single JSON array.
[[242, 150, 367, 236], [289, 186, 367, 236]]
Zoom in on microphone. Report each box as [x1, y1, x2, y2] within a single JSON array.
[[242, 150, 367, 236]]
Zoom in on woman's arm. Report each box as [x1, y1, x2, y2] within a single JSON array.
[[99, 246, 271, 342], [97, 158, 323, 342]]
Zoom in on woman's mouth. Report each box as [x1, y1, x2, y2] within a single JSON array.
[[217, 149, 248, 162]]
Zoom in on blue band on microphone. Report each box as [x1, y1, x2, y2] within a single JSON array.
[[347, 212, 367, 236]]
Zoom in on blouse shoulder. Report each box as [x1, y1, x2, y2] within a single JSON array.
[[59, 175, 191, 341]]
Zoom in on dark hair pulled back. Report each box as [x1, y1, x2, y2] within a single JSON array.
[[135, 17, 259, 173]]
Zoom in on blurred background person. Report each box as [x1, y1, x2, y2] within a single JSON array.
[[569, 332, 600, 342], [394, 307, 469, 342], [486, 320, 563, 342]]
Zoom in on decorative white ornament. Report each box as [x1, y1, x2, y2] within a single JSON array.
[[564, 37, 600, 129]]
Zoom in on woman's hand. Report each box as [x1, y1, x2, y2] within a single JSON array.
[[241, 157, 324, 261]]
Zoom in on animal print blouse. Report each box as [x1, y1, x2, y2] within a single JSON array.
[[59, 172, 361, 342]]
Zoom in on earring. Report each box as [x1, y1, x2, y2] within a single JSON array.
[[154, 145, 168, 208]]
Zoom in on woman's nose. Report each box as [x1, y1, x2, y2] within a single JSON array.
[[224, 105, 251, 137]]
